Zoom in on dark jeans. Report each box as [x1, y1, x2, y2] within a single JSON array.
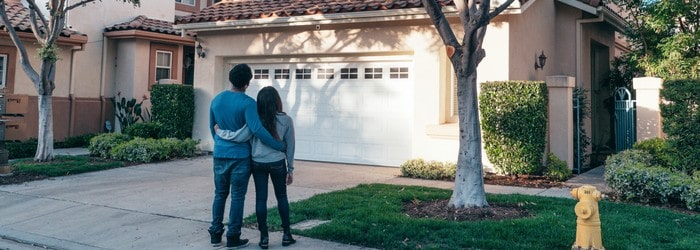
[[251, 159, 290, 231], [210, 157, 250, 236]]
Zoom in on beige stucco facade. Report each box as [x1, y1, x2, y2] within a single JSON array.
[[178, 0, 622, 168]]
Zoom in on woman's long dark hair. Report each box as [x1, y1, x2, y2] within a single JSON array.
[[257, 86, 283, 140]]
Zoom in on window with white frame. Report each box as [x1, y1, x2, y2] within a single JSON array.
[[254, 69, 270, 79], [295, 68, 311, 79], [364, 68, 382, 79], [274, 69, 290, 79], [155, 51, 172, 81], [0, 55, 6, 88], [389, 67, 409, 79], [175, 0, 195, 6], [317, 68, 334, 79], [340, 68, 358, 79]]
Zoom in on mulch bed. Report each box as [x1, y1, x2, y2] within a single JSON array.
[[484, 173, 563, 189], [0, 171, 49, 186], [403, 199, 530, 221]]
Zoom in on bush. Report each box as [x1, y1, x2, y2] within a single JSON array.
[[604, 149, 698, 210], [109, 137, 198, 163], [480, 81, 548, 175], [6, 139, 37, 159], [56, 133, 97, 148], [88, 133, 131, 158], [632, 138, 681, 170], [660, 79, 700, 174], [123, 122, 164, 139], [151, 84, 194, 139], [400, 158, 456, 181], [545, 153, 571, 181]]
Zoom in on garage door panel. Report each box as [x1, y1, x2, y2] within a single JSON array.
[[239, 60, 413, 166]]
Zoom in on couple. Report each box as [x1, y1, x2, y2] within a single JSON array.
[[208, 64, 296, 249]]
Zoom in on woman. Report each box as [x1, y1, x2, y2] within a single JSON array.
[[214, 86, 296, 249]]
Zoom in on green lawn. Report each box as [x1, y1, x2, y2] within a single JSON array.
[[245, 184, 699, 250], [11, 155, 124, 177]]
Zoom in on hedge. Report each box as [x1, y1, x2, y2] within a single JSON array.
[[479, 81, 548, 175], [660, 79, 700, 174], [150, 84, 195, 139]]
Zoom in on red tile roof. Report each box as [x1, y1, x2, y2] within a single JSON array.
[[176, 0, 603, 25], [0, 0, 83, 37], [105, 15, 188, 36]]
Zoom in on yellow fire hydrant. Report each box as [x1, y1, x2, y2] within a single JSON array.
[[570, 185, 604, 250]]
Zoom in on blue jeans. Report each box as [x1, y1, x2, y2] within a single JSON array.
[[251, 160, 290, 231], [209, 157, 250, 236]]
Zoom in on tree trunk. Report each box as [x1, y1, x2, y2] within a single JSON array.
[[448, 68, 488, 208], [34, 94, 54, 161]]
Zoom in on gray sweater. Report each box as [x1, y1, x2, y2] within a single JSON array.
[[216, 113, 295, 173]]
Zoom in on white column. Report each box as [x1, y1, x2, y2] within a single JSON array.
[[633, 77, 665, 141]]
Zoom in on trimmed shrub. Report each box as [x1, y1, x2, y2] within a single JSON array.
[[88, 133, 131, 158], [632, 138, 681, 170], [6, 139, 37, 159], [151, 84, 194, 139], [660, 79, 700, 174], [545, 153, 571, 181], [56, 133, 97, 148], [480, 81, 548, 175], [400, 158, 456, 181], [681, 178, 700, 211], [123, 122, 164, 139], [109, 137, 198, 163]]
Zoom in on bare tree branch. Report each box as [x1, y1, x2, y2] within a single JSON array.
[[25, 0, 49, 29], [422, 0, 460, 48], [65, 0, 98, 11], [489, 0, 516, 20], [0, 0, 41, 88]]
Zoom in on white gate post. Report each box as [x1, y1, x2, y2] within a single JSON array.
[[547, 76, 575, 170], [633, 77, 665, 141]]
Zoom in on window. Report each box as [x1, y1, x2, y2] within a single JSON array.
[[274, 69, 290, 79], [254, 69, 270, 79], [389, 67, 409, 79], [295, 68, 311, 79], [317, 68, 334, 79], [0, 54, 6, 88], [340, 68, 358, 79], [364, 68, 382, 79], [175, 0, 195, 6], [155, 51, 172, 81]]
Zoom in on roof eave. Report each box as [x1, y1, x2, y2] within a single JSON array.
[[174, 5, 523, 33]]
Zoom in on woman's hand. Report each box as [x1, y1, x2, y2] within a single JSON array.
[[214, 124, 220, 132], [286, 173, 293, 185]]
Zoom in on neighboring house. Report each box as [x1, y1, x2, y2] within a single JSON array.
[[174, 0, 626, 168], [1, 0, 212, 140], [0, 0, 88, 141]]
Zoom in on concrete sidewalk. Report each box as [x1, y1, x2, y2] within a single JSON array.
[[0, 151, 607, 250]]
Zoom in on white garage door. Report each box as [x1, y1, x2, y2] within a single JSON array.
[[233, 59, 413, 166]]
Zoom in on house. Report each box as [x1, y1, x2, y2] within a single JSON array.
[[174, 0, 626, 169], [1, 0, 211, 141]]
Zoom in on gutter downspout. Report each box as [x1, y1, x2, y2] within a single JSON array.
[[68, 43, 85, 137], [575, 11, 604, 87], [99, 34, 108, 133]]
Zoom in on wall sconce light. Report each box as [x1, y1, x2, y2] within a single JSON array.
[[534, 50, 547, 70], [196, 42, 206, 58]]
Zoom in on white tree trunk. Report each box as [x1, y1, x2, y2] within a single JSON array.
[[34, 94, 54, 161], [448, 72, 488, 208]]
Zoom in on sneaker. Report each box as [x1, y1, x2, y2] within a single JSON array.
[[282, 230, 296, 247], [209, 229, 224, 247], [226, 235, 249, 249]]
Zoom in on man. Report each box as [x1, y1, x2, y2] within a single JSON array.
[[208, 64, 285, 248]]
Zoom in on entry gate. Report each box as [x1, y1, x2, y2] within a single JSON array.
[[614, 87, 636, 152]]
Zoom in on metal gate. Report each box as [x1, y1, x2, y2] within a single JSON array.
[[614, 87, 636, 152]]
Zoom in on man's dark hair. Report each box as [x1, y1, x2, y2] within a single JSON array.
[[229, 64, 253, 89]]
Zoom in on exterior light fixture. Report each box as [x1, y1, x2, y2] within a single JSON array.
[[534, 50, 547, 70], [196, 42, 206, 58]]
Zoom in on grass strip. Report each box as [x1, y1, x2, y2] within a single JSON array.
[[245, 183, 699, 249], [11, 155, 124, 177]]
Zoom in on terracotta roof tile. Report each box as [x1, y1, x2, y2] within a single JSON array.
[[175, 0, 456, 25], [175, 0, 604, 25], [105, 15, 188, 36], [0, 0, 83, 37]]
